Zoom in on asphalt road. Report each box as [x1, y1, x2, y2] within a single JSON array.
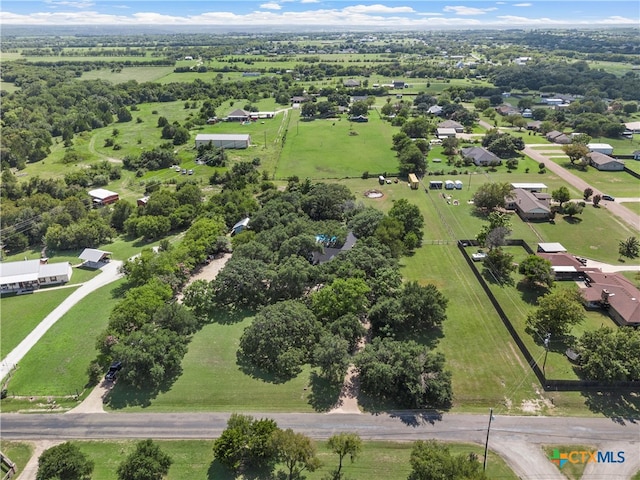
[[2, 411, 639, 479], [522, 146, 640, 231]]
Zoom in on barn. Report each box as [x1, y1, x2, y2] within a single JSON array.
[[88, 188, 119, 206], [195, 134, 251, 149]]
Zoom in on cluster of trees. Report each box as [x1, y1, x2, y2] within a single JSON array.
[[481, 130, 525, 158], [577, 327, 640, 382], [392, 132, 428, 177], [0, 172, 120, 253], [182, 180, 451, 408], [37, 440, 171, 480]]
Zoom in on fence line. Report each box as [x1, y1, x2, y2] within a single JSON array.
[[457, 238, 637, 392]]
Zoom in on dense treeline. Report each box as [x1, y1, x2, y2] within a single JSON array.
[[491, 60, 640, 100]]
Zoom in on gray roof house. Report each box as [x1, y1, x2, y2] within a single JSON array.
[[505, 188, 551, 220], [0, 259, 72, 294], [437, 120, 464, 133], [461, 146, 502, 166], [226, 109, 250, 121], [587, 152, 625, 171], [546, 130, 571, 144]]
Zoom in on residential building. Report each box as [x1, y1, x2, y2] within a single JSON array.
[[436, 127, 457, 138], [545, 130, 571, 144], [437, 120, 464, 133], [343, 79, 360, 87], [226, 109, 251, 122], [0, 259, 72, 294], [505, 188, 551, 220], [581, 271, 640, 327], [461, 146, 502, 166], [587, 152, 625, 171]]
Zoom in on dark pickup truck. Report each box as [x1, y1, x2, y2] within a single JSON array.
[[105, 361, 122, 381]]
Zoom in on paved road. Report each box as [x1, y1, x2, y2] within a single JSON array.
[[523, 146, 640, 231], [0, 261, 123, 382], [2, 412, 638, 479]]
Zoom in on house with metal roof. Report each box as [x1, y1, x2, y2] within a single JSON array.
[[195, 134, 251, 149], [88, 188, 119, 206], [79, 248, 112, 269], [0, 259, 72, 294], [587, 152, 625, 171]]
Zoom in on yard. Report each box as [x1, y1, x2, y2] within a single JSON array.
[[277, 109, 400, 180], [43, 439, 517, 480]]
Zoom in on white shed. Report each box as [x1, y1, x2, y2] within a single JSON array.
[[587, 143, 614, 155], [195, 134, 251, 149]]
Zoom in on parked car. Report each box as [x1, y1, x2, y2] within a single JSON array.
[[105, 361, 122, 381], [601, 194, 615, 201], [471, 251, 487, 262], [181, 169, 187, 175], [188, 169, 194, 175]]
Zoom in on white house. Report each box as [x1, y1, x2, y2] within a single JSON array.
[[88, 188, 119, 206], [0, 259, 72, 294], [587, 143, 614, 155], [436, 128, 457, 139], [195, 134, 251, 149]]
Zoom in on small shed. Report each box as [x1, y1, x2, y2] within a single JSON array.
[[231, 217, 250, 236], [408, 173, 419, 189], [454, 180, 463, 190], [79, 248, 112, 268], [537, 243, 567, 253], [429, 180, 443, 190], [445, 180, 455, 190], [436, 128, 457, 139], [587, 143, 614, 155]]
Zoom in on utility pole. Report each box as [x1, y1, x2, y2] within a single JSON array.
[[542, 332, 551, 381], [483, 408, 494, 472]]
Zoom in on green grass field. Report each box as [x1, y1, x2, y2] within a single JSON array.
[[4, 278, 125, 398], [59, 439, 517, 480], [621, 202, 640, 215], [80, 66, 176, 83], [0, 287, 79, 359], [0, 441, 33, 476], [108, 315, 316, 412], [277, 110, 400, 180]]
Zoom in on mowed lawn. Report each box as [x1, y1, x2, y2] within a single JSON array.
[[0, 441, 33, 476], [277, 110, 400, 180], [6, 279, 125, 397], [110, 315, 316, 412], [0, 287, 79, 359], [66, 439, 516, 480], [80, 66, 175, 83]]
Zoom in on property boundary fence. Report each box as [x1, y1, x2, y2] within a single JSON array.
[[457, 238, 638, 392], [623, 166, 640, 180]]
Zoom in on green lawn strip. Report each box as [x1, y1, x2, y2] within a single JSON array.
[[278, 110, 400, 180], [538, 157, 640, 198], [110, 315, 315, 412], [70, 439, 516, 480], [400, 244, 544, 414], [0, 441, 33, 476], [0, 287, 79, 359], [5, 278, 125, 398], [80, 66, 176, 83], [633, 470, 640, 480], [542, 445, 595, 480], [624, 161, 640, 174]]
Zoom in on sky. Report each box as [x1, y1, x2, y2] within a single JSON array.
[[1, 1, 638, 28]]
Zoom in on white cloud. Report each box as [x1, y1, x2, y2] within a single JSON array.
[[443, 5, 497, 15], [0, 4, 636, 27], [513, 3, 532, 7], [259, 2, 282, 10], [343, 4, 415, 14], [44, 0, 95, 8], [300, 0, 320, 3]]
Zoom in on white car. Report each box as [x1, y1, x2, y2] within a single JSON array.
[[472, 252, 487, 261]]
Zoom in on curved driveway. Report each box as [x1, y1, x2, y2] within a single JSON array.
[[1, 411, 638, 479], [0, 261, 123, 382]]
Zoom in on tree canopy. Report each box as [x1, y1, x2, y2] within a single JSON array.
[[117, 439, 172, 480], [37, 442, 94, 480], [472, 182, 512, 212], [526, 287, 585, 338], [577, 327, 640, 382], [408, 440, 487, 480]]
